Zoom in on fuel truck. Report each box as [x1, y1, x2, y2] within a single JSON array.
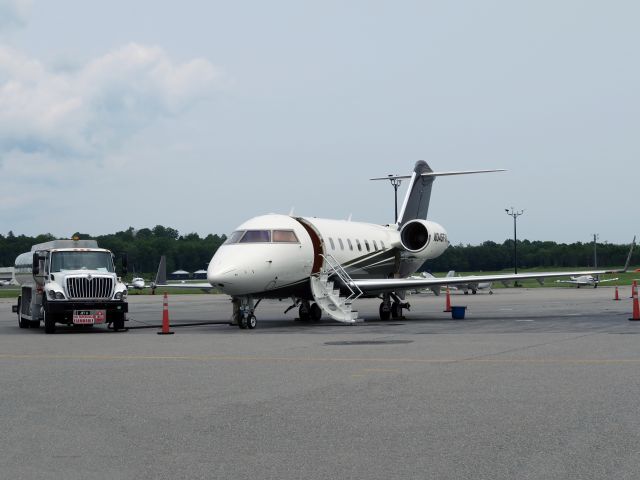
[[12, 239, 129, 333]]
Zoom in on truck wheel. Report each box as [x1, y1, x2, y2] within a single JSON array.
[[44, 311, 56, 334], [113, 315, 125, 332], [17, 297, 29, 328], [18, 315, 30, 329]]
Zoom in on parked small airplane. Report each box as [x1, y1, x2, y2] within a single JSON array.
[[408, 271, 455, 295], [0, 279, 12, 286], [447, 271, 494, 294], [555, 275, 618, 288], [126, 257, 167, 293], [166, 161, 635, 329]]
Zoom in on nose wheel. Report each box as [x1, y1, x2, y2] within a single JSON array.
[[238, 314, 257, 329], [233, 297, 259, 330]]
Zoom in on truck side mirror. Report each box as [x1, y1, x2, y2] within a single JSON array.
[[32, 252, 40, 275]]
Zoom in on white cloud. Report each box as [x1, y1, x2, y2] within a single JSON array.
[[0, 0, 31, 31], [0, 43, 222, 159]]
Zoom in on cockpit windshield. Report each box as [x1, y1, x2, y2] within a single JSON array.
[[50, 251, 115, 273], [240, 230, 271, 243], [224, 231, 245, 244], [224, 229, 299, 244]]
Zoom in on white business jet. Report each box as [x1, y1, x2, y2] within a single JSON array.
[[178, 161, 635, 329], [555, 275, 618, 288]]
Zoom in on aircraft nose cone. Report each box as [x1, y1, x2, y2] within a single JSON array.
[[207, 263, 236, 288]]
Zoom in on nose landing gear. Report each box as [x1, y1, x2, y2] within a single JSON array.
[[233, 297, 259, 330]]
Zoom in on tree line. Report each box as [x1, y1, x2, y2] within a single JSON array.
[[426, 239, 637, 273], [0, 226, 227, 277], [0, 228, 636, 275]]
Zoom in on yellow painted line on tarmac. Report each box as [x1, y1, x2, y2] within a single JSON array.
[[1, 353, 640, 365]]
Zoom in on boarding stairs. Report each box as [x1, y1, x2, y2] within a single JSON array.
[[309, 254, 363, 324]]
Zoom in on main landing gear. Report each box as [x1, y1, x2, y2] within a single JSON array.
[[298, 301, 322, 322], [379, 293, 410, 321], [232, 297, 260, 330]]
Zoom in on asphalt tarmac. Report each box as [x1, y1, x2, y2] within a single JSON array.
[[1, 287, 639, 480]]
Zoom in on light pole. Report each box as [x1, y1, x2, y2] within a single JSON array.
[[505, 207, 524, 284], [593, 233, 599, 268], [387, 175, 403, 223]]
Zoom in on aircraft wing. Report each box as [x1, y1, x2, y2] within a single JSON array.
[[596, 278, 618, 283], [351, 236, 635, 294], [153, 282, 214, 290], [351, 268, 623, 294]]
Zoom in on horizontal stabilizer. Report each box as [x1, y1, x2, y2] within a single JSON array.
[[370, 169, 505, 181]]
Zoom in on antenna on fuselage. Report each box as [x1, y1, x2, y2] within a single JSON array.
[[288, 207, 295, 216]]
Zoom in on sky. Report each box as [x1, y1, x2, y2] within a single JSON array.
[[0, 0, 638, 245]]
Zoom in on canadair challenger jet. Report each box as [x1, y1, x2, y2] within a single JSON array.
[[174, 161, 635, 329]]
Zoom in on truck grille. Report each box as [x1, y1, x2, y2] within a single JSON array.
[[66, 277, 114, 299]]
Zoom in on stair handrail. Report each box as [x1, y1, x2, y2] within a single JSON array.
[[319, 253, 363, 303]]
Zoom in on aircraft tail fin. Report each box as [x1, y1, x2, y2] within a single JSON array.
[[622, 236, 636, 272], [446, 270, 456, 277], [372, 161, 505, 226], [396, 161, 435, 226], [154, 255, 167, 285]]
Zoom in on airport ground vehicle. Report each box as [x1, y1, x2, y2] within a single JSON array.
[[12, 239, 128, 334]]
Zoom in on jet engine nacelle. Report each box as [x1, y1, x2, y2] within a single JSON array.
[[399, 219, 449, 258]]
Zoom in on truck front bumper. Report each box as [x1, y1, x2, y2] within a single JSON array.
[[46, 301, 128, 314]]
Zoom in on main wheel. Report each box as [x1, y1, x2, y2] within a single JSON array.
[[391, 302, 401, 319], [298, 304, 310, 322], [44, 311, 56, 334], [238, 315, 248, 329], [247, 314, 257, 329], [472, 290, 477, 295], [309, 303, 322, 322], [29, 320, 40, 328], [379, 302, 391, 321]]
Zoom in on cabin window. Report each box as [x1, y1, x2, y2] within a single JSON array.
[[380, 240, 386, 250], [364, 240, 370, 252], [224, 230, 245, 244], [329, 237, 336, 250], [356, 239, 362, 251], [338, 238, 344, 250], [347, 239, 354, 251], [273, 230, 299, 243], [373, 240, 378, 251], [239, 230, 271, 243]]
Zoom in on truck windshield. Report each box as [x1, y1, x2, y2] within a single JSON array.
[[50, 251, 115, 273]]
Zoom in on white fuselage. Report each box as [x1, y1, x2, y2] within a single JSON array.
[[131, 277, 146, 289], [207, 214, 449, 298], [571, 275, 597, 285]]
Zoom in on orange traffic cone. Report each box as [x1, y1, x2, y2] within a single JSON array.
[[630, 281, 639, 321], [444, 287, 452, 313], [614, 286, 620, 301], [157, 292, 175, 334]]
